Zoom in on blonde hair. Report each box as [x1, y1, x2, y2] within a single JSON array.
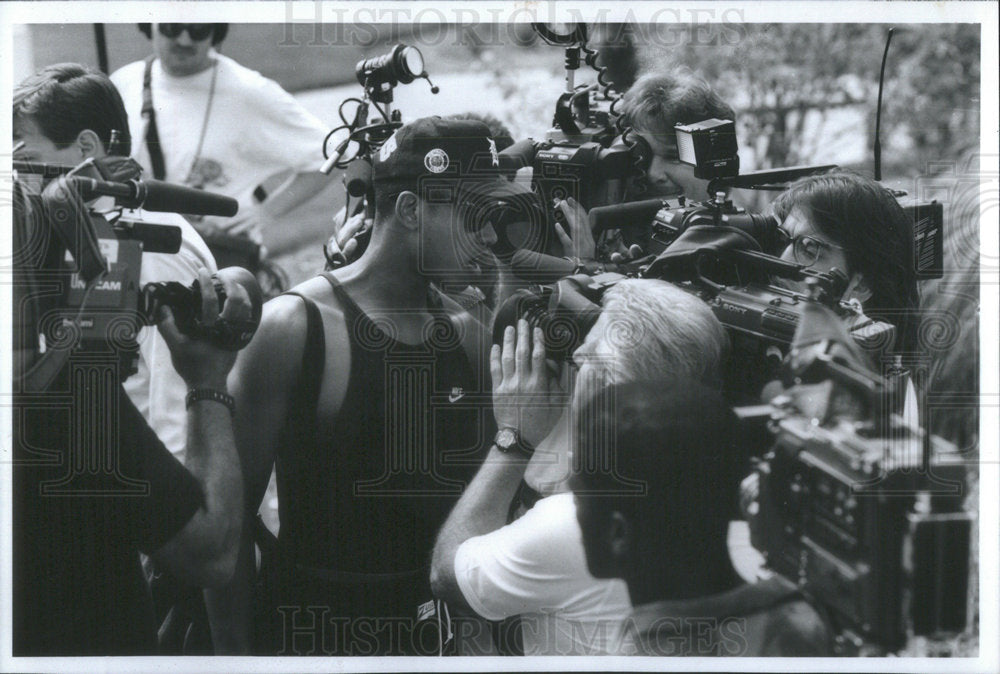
[[595, 279, 728, 386]]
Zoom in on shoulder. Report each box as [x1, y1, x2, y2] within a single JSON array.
[[437, 288, 489, 354], [473, 494, 581, 557], [110, 59, 145, 87], [252, 276, 348, 364], [216, 54, 284, 95]]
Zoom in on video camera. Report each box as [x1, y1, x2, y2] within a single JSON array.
[[12, 156, 262, 392], [318, 43, 440, 268], [495, 23, 650, 254], [743, 301, 972, 654], [499, 208, 902, 400]]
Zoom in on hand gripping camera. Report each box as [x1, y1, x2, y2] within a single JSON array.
[[745, 301, 973, 655], [13, 160, 262, 391]]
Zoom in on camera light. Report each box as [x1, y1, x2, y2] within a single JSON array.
[[674, 118, 740, 180]]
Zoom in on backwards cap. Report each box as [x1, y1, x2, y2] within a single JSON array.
[[372, 116, 504, 197]]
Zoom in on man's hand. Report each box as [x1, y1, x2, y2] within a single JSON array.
[[554, 197, 596, 260], [326, 210, 372, 267], [491, 319, 563, 448], [335, 211, 372, 262], [158, 268, 249, 390]]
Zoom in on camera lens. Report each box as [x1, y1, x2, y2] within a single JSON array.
[[399, 46, 424, 79]]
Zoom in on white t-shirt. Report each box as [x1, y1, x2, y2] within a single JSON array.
[[111, 53, 329, 242], [454, 492, 634, 655], [109, 206, 217, 462]]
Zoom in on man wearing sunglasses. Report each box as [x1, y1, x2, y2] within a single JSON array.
[[110, 23, 333, 245]]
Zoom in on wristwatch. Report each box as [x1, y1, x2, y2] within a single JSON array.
[[494, 427, 534, 458]]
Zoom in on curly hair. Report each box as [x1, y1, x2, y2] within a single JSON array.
[[619, 68, 735, 141]]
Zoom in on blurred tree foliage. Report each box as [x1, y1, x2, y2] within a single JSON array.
[[598, 23, 982, 178]]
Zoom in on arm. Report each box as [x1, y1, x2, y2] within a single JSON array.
[[148, 269, 248, 588], [202, 292, 310, 653], [431, 319, 563, 611]]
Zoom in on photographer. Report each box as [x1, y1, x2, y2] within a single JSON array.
[[12, 260, 247, 655], [571, 379, 831, 656], [14, 63, 217, 462], [430, 280, 730, 655], [771, 170, 920, 353], [208, 117, 504, 655]]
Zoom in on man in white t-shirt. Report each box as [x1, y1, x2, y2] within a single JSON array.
[[430, 279, 731, 655], [111, 23, 332, 244], [14, 62, 216, 462]]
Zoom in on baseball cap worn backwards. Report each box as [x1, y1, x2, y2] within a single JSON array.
[[372, 116, 506, 200]]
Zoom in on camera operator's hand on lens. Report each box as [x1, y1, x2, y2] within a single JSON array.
[[491, 319, 563, 448], [555, 197, 596, 260], [158, 268, 250, 390]]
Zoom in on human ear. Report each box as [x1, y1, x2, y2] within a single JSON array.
[[394, 191, 420, 231], [74, 129, 105, 159]]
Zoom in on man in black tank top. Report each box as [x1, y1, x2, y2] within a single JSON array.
[[205, 118, 508, 655]]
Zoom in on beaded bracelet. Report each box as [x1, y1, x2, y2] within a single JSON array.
[[185, 388, 235, 416]]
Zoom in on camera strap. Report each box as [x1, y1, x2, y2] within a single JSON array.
[[142, 56, 167, 181]]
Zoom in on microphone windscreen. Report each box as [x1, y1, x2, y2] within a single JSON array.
[[141, 180, 239, 217]]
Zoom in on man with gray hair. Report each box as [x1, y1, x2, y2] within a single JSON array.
[[430, 279, 728, 655]]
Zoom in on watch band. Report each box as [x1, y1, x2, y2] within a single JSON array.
[[185, 388, 235, 416], [495, 427, 534, 458]]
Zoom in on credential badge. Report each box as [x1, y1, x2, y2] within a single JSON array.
[[424, 148, 450, 173]]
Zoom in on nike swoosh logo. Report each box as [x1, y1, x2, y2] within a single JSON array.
[[448, 390, 465, 403]]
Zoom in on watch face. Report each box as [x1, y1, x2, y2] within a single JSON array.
[[496, 428, 516, 448]]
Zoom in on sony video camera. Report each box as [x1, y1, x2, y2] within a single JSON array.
[[745, 301, 973, 654], [498, 204, 901, 401], [12, 157, 262, 391]]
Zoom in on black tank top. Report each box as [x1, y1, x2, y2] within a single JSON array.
[[275, 273, 490, 574]]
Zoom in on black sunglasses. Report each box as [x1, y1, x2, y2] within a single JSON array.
[[157, 24, 215, 41]]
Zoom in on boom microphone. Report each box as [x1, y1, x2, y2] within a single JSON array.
[[132, 179, 239, 217], [71, 176, 239, 217]]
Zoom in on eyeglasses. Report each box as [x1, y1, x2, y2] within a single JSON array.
[[157, 24, 215, 41], [775, 226, 846, 266]]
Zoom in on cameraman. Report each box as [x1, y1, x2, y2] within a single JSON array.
[[554, 68, 736, 262], [431, 280, 730, 655], [771, 170, 920, 353], [12, 259, 247, 655], [13, 63, 217, 462], [571, 379, 831, 656]]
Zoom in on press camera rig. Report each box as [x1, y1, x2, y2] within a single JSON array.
[[744, 302, 972, 655]]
